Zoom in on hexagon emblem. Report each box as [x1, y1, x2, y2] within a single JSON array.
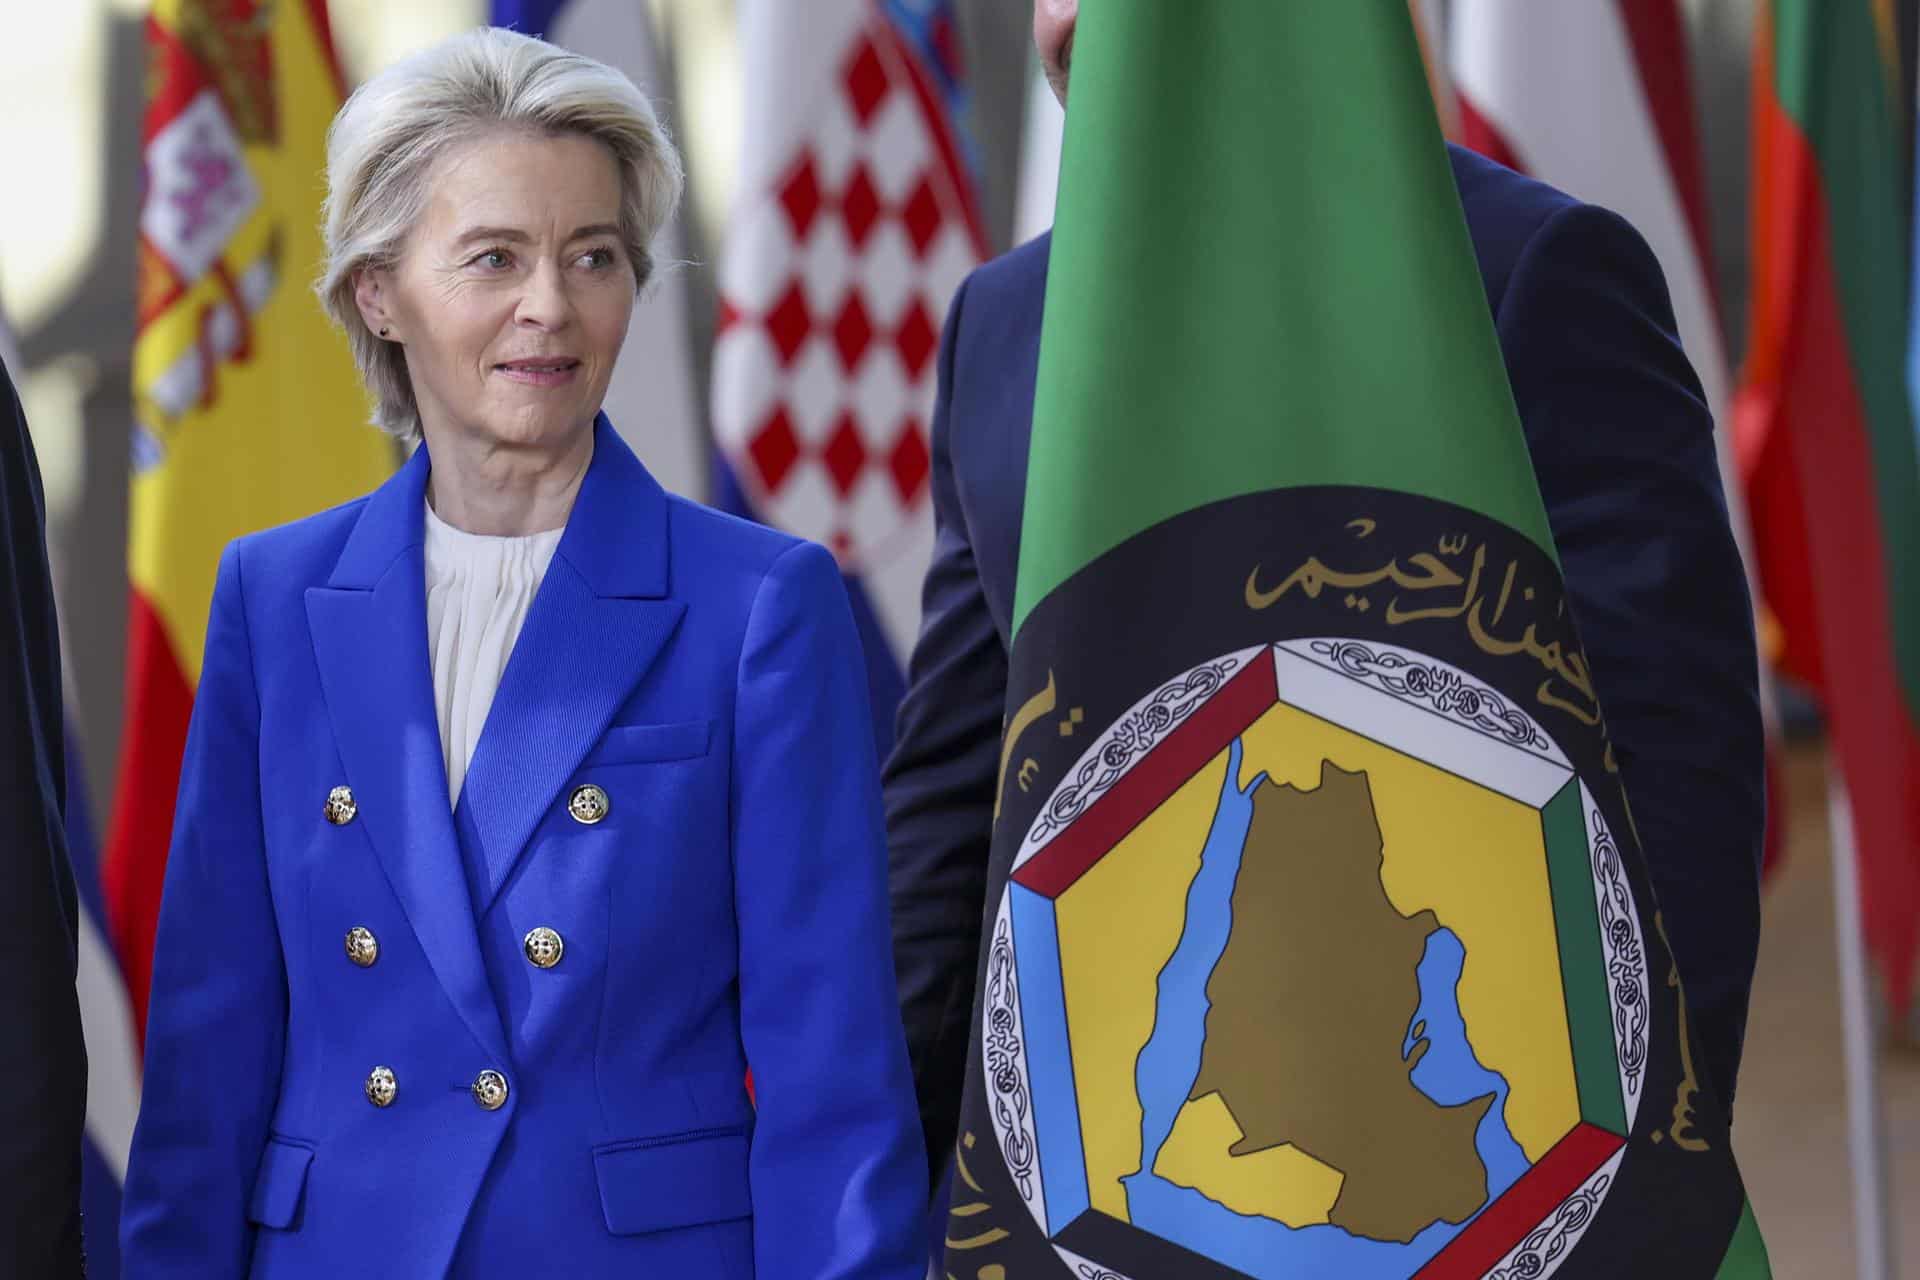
[[982, 638, 1648, 1279]]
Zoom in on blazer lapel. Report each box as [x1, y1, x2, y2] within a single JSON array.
[[304, 447, 512, 1069], [461, 417, 686, 913]]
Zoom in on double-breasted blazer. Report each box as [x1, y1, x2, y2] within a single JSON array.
[[122, 417, 927, 1278]]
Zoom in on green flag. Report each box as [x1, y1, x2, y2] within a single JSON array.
[[945, 6, 1768, 1278]]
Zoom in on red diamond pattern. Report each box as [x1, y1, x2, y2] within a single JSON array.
[[779, 154, 822, 239], [902, 176, 943, 257], [895, 300, 938, 380], [842, 165, 882, 249], [766, 281, 813, 365], [833, 293, 874, 371], [889, 421, 930, 503], [823, 414, 868, 497], [749, 407, 801, 493], [844, 38, 890, 125], [714, 17, 988, 570]]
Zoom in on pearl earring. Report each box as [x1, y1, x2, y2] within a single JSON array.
[[379, 327, 391, 337]]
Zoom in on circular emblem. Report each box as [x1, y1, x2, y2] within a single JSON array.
[[323, 785, 357, 826], [985, 639, 1645, 1279], [568, 784, 610, 825], [523, 927, 565, 970], [344, 926, 378, 968], [365, 1066, 397, 1109], [472, 1070, 510, 1112]]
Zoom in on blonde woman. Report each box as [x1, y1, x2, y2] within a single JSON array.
[[122, 28, 926, 1278]]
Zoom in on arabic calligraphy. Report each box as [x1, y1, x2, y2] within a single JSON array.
[[1651, 911, 1709, 1153], [996, 672, 1058, 820], [1246, 522, 1608, 746], [945, 1132, 1014, 1279]]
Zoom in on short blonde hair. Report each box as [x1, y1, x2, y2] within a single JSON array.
[[316, 27, 684, 441]]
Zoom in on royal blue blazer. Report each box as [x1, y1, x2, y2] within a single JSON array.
[[122, 418, 928, 1278]]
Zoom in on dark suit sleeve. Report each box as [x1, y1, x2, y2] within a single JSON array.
[[882, 276, 1009, 1181], [1496, 203, 1764, 1113], [0, 358, 86, 1277]]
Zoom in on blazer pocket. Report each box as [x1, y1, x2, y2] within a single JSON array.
[[582, 719, 712, 768], [593, 1126, 751, 1236], [248, 1137, 315, 1230]]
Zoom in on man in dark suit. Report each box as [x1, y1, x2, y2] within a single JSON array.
[[0, 348, 88, 1274], [884, 1, 1764, 1183]]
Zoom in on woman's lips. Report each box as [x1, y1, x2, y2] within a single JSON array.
[[495, 359, 581, 387]]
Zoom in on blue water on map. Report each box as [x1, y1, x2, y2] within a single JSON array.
[[1116, 738, 1528, 1279]]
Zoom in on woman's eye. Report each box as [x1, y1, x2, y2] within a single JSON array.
[[470, 249, 511, 270], [580, 247, 616, 270]]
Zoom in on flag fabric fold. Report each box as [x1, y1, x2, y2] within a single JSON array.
[[1736, 0, 1920, 1011], [107, 0, 394, 1041], [712, 0, 986, 759], [942, 6, 1765, 1276]]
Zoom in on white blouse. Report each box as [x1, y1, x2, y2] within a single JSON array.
[[423, 502, 565, 807]]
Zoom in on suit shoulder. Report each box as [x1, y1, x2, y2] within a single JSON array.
[[664, 494, 820, 585], [954, 231, 1051, 330], [226, 493, 375, 595], [1447, 143, 1589, 308]]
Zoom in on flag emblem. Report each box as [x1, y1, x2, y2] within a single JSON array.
[[713, 9, 982, 571], [961, 490, 1727, 1280]]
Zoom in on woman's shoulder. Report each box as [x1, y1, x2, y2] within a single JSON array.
[[224, 493, 377, 596], [663, 493, 828, 586]]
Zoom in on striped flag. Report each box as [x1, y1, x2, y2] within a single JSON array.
[[712, 0, 987, 759], [106, 0, 395, 1039], [1735, 0, 1920, 1010], [489, 0, 708, 501], [1449, 0, 1789, 873]]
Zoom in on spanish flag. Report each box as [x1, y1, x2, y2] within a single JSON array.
[[943, 5, 1767, 1276], [107, 0, 394, 1039]]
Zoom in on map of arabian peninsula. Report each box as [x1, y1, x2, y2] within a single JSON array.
[[1189, 763, 1489, 1242], [1120, 741, 1531, 1270]]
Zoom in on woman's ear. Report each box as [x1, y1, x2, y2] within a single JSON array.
[[353, 268, 397, 341]]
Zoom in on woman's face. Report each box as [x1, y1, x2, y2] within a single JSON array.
[[359, 129, 634, 454]]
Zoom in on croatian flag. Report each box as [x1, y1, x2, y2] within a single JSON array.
[[491, 0, 709, 502], [713, 0, 987, 758]]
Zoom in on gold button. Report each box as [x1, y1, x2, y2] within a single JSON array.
[[472, 1069, 509, 1111], [365, 1066, 397, 1108], [523, 927, 564, 969], [568, 784, 610, 825], [324, 785, 358, 825], [345, 926, 379, 968]]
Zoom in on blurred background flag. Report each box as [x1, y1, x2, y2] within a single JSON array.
[[104, 0, 395, 1041], [1734, 0, 1920, 1015], [1448, 0, 1789, 875], [711, 0, 988, 758], [63, 677, 139, 1280], [489, 0, 708, 501]]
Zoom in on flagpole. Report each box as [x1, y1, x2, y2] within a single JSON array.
[[1826, 763, 1895, 1280]]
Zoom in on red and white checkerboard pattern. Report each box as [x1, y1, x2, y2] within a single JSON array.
[[714, 8, 983, 585]]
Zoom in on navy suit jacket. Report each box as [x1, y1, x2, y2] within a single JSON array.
[[123, 420, 927, 1278], [0, 354, 86, 1276], [883, 145, 1764, 1177]]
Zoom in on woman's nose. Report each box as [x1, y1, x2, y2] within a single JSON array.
[[514, 260, 573, 329]]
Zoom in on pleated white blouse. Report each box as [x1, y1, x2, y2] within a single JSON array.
[[421, 502, 565, 807]]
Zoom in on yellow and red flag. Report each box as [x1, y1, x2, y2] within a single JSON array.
[[107, 0, 393, 1038]]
